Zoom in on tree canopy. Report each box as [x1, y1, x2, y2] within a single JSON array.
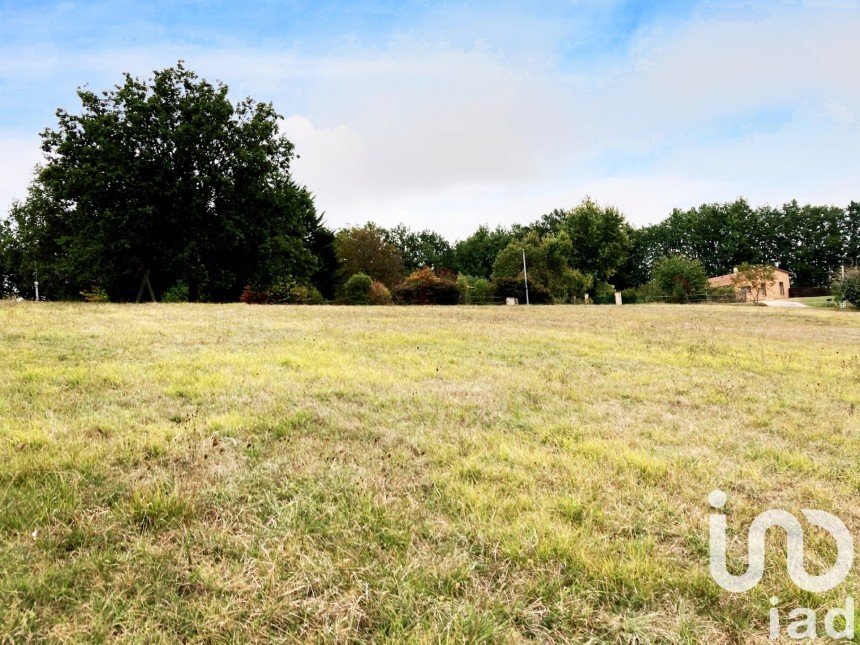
[[335, 225, 405, 288], [530, 198, 632, 283], [2, 63, 335, 301], [619, 198, 858, 289], [452, 225, 513, 279], [493, 231, 592, 304], [381, 225, 454, 273]]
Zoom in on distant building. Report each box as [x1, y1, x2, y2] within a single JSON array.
[[708, 267, 791, 301]]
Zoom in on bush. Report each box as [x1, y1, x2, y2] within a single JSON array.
[[834, 268, 860, 306], [456, 275, 495, 304], [491, 275, 550, 304], [80, 285, 110, 302], [162, 282, 189, 303], [619, 287, 639, 304], [619, 282, 661, 304], [652, 255, 708, 303], [240, 280, 324, 305], [393, 267, 459, 305], [551, 269, 593, 303], [707, 285, 737, 302], [592, 280, 616, 300], [287, 284, 325, 305], [343, 273, 373, 305], [240, 285, 263, 304], [369, 281, 393, 305]]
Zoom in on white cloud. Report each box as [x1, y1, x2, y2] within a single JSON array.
[[0, 135, 42, 214], [2, 3, 859, 238], [278, 5, 860, 235]]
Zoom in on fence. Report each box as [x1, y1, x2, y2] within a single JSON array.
[[464, 292, 739, 305], [788, 286, 830, 298], [592, 292, 738, 305]]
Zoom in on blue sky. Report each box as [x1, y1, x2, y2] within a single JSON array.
[[1, 0, 858, 238]]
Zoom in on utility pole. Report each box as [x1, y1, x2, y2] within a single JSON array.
[[34, 268, 39, 301], [522, 249, 530, 305], [840, 265, 846, 309]]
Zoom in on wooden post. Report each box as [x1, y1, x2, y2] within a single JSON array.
[[522, 250, 530, 305], [136, 270, 157, 303]]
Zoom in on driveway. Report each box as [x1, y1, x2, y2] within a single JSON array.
[[763, 300, 808, 308]]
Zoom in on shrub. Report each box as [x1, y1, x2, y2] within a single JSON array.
[[619, 287, 639, 304], [393, 267, 459, 305], [707, 285, 737, 302], [551, 269, 593, 303], [652, 255, 708, 303], [240, 285, 264, 304], [287, 284, 325, 305], [369, 281, 393, 305], [592, 279, 616, 300], [619, 282, 661, 304], [491, 275, 550, 304], [833, 268, 860, 306], [344, 273, 373, 305], [162, 282, 189, 303], [240, 280, 324, 305], [456, 275, 495, 304], [80, 285, 110, 302]]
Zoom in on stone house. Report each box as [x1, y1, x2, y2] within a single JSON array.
[[708, 267, 791, 301]]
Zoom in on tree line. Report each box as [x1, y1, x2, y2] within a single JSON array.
[[621, 200, 860, 290], [1, 64, 858, 304]]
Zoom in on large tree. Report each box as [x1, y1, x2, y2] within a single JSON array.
[[846, 202, 860, 268], [0, 219, 15, 297], [768, 201, 845, 288], [641, 199, 768, 277], [626, 199, 856, 289], [382, 224, 454, 273], [452, 225, 512, 279], [532, 198, 632, 283], [4, 63, 333, 301], [492, 231, 592, 303], [335, 224, 404, 287]]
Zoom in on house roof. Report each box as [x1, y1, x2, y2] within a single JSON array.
[[707, 274, 736, 288]]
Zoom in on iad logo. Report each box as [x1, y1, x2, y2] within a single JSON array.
[[708, 490, 855, 640], [708, 490, 853, 593]]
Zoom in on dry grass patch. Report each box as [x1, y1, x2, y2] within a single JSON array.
[[0, 301, 858, 641]]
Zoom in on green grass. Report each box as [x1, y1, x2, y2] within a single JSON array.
[[1, 302, 858, 642], [792, 295, 857, 310]]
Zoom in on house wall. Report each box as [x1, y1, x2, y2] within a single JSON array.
[[737, 272, 791, 301], [707, 270, 791, 301], [763, 271, 791, 300]]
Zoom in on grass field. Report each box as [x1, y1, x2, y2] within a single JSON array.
[[1, 302, 858, 642], [792, 296, 858, 310]]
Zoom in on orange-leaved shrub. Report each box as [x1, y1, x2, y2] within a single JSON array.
[[392, 267, 458, 305], [369, 281, 392, 305]]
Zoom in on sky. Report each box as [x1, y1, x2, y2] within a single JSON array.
[[1, 0, 858, 240]]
